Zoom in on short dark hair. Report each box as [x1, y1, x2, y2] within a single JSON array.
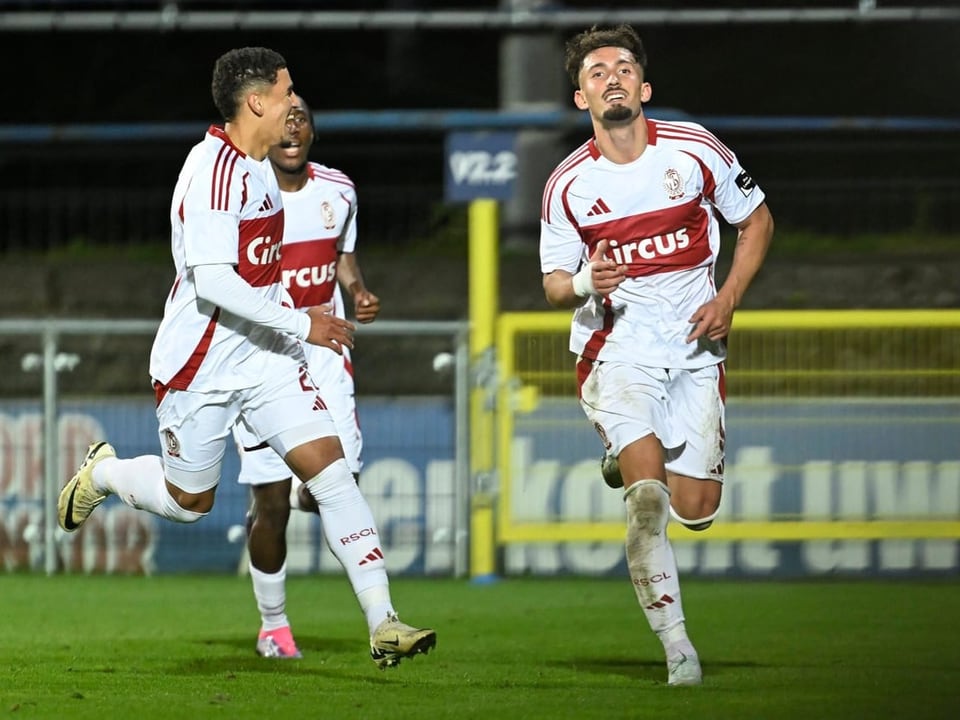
[[564, 24, 648, 88], [211, 47, 288, 121]]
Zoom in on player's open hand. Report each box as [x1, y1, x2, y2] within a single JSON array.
[[305, 304, 355, 354], [589, 239, 628, 296], [686, 296, 735, 343], [353, 290, 381, 324]]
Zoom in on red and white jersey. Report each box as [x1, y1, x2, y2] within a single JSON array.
[[149, 125, 289, 391], [278, 162, 358, 383], [540, 118, 765, 369], [279, 162, 357, 309]]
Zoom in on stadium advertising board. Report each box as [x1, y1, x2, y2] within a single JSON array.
[[505, 399, 959, 577], [0, 398, 956, 576], [443, 131, 517, 202]]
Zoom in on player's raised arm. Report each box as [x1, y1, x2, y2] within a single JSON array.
[[543, 238, 626, 309]]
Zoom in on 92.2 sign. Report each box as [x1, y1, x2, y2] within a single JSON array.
[[444, 131, 518, 202], [449, 151, 517, 186]]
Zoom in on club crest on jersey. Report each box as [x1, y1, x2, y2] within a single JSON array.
[[663, 168, 685, 200], [321, 201, 336, 230], [163, 429, 181, 458]]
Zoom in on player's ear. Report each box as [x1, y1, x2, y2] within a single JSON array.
[[574, 88, 589, 110], [640, 82, 652, 103], [247, 93, 264, 118]]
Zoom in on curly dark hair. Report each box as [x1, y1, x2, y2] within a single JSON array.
[[564, 24, 648, 89], [211, 47, 288, 121]]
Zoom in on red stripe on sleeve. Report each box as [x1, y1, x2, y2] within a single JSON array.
[[653, 121, 735, 166], [221, 151, 239, 212], [542, 147, 590, 222], [211, 144, 229, 210]]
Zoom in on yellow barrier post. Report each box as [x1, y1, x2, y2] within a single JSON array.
[[468, 198, 499, 582]]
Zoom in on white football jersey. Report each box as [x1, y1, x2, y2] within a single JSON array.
[[150, 126, 289, 391], [278, 162, 358, 382], [279, 162, 357, 309], [540, 118, 765, 369]]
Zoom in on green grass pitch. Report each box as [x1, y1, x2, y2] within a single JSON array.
[[2, 575, 957, 719]]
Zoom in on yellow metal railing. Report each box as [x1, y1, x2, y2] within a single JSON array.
[[495, 310, 960, 545]]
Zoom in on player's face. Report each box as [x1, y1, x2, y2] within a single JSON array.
[[269, 106, 313, 174], [261, 67, 298, 146], [574, 46, 651, 126]]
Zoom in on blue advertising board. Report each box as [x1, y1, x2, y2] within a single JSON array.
[[506, 398, 960, 577], [444, 131, 517, 202], [0, 397, 956, 577], [0, 397, 457, 575]]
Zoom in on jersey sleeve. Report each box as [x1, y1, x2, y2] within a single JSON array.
[[180, 163, 243, 268], [701, 133, 766, 226], [338, 179, 358, 254], [193, 263, 309, 339], [539, 175, 586, 274]]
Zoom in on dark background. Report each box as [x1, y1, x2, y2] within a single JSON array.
[[1, 1, 959, 253], [1, 1, 958, 395], [6, 8, 960, 123]]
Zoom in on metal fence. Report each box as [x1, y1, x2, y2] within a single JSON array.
[[2, 125, 958, 255], [0, 318, 471, 576], [491, 309, 960, 578]]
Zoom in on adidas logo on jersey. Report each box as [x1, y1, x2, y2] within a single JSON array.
[[586, 198, 611, 216], [257, 195, 275, 213]]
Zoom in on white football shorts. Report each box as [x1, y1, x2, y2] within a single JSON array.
[[155, 349, 337, 493], [578, 359, 726, 482], [234, 341, 362, 485]]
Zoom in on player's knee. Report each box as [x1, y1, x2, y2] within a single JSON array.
[[623, 479, 669, 524], [668, 482, 720, 531], [160, 490, 209, 523], [303, 458, 359, 509], [253, 481, 293, 517], [249, 504, 290, 535]]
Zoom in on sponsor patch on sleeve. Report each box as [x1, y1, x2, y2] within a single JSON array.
[[735, 170, 756, 197]]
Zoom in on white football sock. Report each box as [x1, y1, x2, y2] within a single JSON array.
[[303, 458, 394, 632], [250, 561, 290, 631], [624, 480, 686, 636], [357, 586, 396, 635], [92, 455, 205, 523]]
